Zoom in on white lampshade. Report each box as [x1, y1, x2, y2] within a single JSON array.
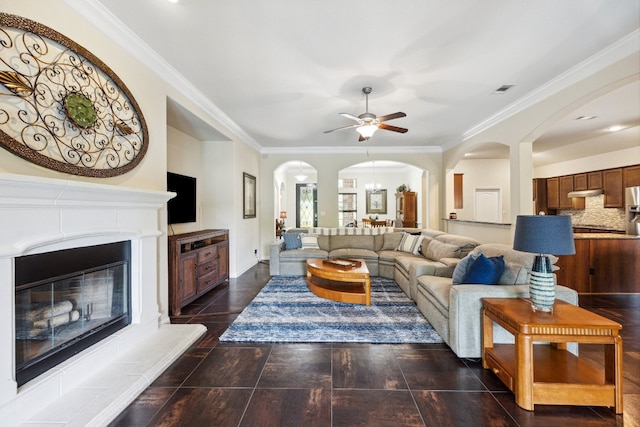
[[356, 124, 378, 139]]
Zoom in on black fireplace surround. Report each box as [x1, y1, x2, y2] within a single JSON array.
[[14, 241, 131, 386]]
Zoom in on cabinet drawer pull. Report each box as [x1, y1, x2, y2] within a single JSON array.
[[492, 368, 500, 375]]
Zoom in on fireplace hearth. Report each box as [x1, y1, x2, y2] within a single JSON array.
[[15, 241, 131, 386]]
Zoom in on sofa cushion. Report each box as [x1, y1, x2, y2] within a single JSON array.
[[301, 234, 320, 250], [396, 233, 424, 255], [460, 253, 505, 284], [425, 239, 460, 261], [452, 253, 478, 284], [416, 275, 452, 315], [420, 229, 447, 239], [283, 232, 301, 250], [279, 248, 328, 259], [330, 248, 378, 260], [331, 234, 375, 251], [381, 232, 404, 250], [498, 262, 529, 285], [435, 234, 481, 257], [419, 237, 433, 255]]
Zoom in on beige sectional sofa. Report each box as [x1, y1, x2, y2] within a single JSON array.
[[269, 228, 578, 358]]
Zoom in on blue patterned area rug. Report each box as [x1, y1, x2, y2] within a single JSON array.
[[219, 276, 443, 343]]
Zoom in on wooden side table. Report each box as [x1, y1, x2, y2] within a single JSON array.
[[481, 298, 623, 413]]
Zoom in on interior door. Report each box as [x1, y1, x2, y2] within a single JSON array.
[[296, 183, 317, 227], [474, 188, 501, 223]]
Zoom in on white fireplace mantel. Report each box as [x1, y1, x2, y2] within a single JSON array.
[[0, 173, 204, 426]]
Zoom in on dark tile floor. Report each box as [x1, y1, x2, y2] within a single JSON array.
[[110, 262, 639, 426]]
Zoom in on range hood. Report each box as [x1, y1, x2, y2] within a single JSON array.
[[567, 189, 604, 198]]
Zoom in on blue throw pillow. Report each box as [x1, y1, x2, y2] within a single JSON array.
[[452, 253, 478, 284], [460, 253, 505, 285], [283, 232, 301, 250]]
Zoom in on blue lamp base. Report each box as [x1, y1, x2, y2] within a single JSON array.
[[529, 255, 555, 312]]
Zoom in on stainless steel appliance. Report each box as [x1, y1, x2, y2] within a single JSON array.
[[626, 186, 640, 235]]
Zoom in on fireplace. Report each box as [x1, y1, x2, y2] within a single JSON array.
[[15, 241, 132, 386], [0, 173, 205, 426]]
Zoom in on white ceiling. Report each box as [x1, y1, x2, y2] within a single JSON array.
[[86, 0, 639, 164]]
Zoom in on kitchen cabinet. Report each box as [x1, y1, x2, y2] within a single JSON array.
[[624, 165, 640, 188], [533, 178, 555, 215], [559, 175, 584, 210], [555, 236, 640, 293], [574, 173, 587, 191], [603, 168, 623, 208], [168, 229, 229, 316], [558, 175, 574, 209], [546, 177, 559, 209], [587, 171, 603, 189]]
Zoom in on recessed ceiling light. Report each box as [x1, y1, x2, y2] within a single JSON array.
[[492, 85, 514, 94], [575, 115, 597, 120], [606, 125, 625, 132], [167, 0, 178, 3]]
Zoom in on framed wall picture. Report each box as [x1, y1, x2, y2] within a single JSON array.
[[243, 172, 256, 218], [366, 189, 387, 214]]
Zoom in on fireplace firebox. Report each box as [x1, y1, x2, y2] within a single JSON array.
[[14, 241, 131, 386]]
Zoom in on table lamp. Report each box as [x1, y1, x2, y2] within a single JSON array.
[[513, 214, 575, 312], [279, 211, 287, 227]]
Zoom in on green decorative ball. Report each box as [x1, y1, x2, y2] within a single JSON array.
[[64, 92, 97, 129]]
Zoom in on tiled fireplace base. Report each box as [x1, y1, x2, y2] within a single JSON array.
[[21, 324, 205, 426]]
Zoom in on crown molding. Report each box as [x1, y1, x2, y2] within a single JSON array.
[[260, 145, 442, 155], [458, 29, 640, 146], [63, 0, 262, 152]]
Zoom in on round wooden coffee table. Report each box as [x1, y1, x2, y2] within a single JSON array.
[[306, 258, 371, 305]]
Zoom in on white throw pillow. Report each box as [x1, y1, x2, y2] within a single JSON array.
[[396, 233, 424, 255], [300, 234, 320, 250]]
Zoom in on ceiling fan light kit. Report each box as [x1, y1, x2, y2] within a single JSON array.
[[324, 87, 408, 141], [357, 124, 378, 139]]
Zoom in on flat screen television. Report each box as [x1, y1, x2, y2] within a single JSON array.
[[167, 172, 197, 224]]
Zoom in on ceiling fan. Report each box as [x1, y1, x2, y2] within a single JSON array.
[[324, 87, 408, 141]]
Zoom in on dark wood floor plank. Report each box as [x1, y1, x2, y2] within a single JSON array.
[[240, 388, 331, 427], [394, 348, 486, 390], [257, 345, 332, 389], [332, 389, 424, 427], [182, 346, 270, 388], [413, 390, 518, 427], [108, 386, 176, 427], [151, 347, 211, 387], [147, 388, 252, 427], [332, 346, 407, 390]]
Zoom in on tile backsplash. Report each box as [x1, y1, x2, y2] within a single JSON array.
[[559, 195, 626, 230]]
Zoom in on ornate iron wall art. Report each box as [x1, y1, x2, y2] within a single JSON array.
[[0, 14, 148, 177]]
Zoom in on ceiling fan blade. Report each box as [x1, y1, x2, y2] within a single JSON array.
[[379, 123, 408, 133], [339, 113, 362, 122], [323, 123, 359, 134], [377, 112, 406, 122]]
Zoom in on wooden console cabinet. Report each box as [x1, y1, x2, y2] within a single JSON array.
[[168, 229, 229, 316]]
